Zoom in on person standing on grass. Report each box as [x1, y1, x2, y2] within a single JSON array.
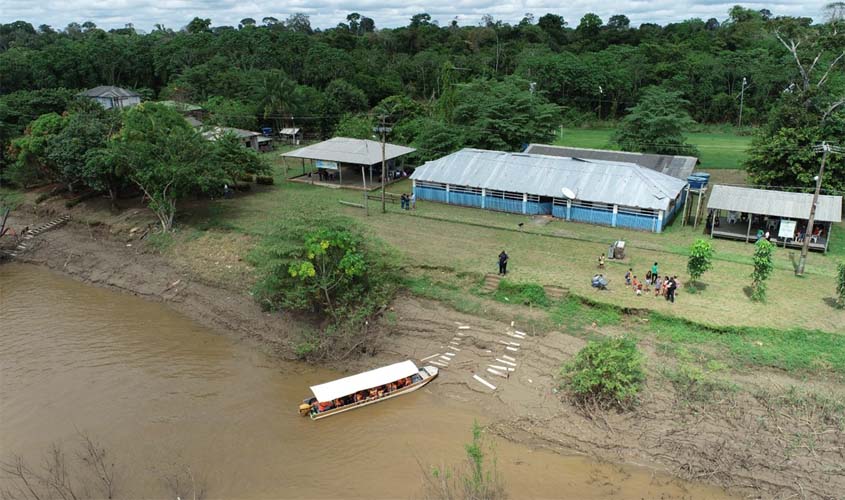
[[625, 268, 633, 286], [666, 277, 677, 303], [498, 250, 509, 275], [598, 253, 605, 270], [410, 191, 416, 210], [651, 262, 659, 284]]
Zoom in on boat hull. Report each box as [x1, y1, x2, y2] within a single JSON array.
[[306, 366, 438, 420]]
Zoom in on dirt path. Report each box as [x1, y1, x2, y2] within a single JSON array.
[[5, 209, 843, 499]]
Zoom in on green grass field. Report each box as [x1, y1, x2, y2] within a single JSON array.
[[175, 160, 844, 334], [553, 127, 753, 170]]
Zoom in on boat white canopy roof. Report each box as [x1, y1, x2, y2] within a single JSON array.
[[310, 360, 419, 403]]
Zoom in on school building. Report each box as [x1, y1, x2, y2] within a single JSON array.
[[410, 148, 688, 233]]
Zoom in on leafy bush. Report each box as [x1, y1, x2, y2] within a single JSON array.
[[561, 336, 645, 408], [750, 238, 774, 301], [250, 214, 398, 359], [255, 175, 274, 185], [836, 262, 845, 309], [494, 280, 549, 307], [687, 238, 714, 288], [421, 422, 507, 500]]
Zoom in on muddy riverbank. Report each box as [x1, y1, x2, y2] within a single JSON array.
[[4, 209, 842, 498], [1, 263, 732, 498]]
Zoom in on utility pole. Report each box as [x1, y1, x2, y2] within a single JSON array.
[[738, 77, 747, 128], [373, 116, 392, 214], [796, 142, 841, 275]]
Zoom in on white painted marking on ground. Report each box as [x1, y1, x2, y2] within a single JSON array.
[[502, 355, 516, 361], [506, 346, 519, 352], [420, 353, 440, 362], [458, 326, 471, 330], [473, 374, 496, 390], [487, 368, 508, 378], [496, 359, 517, 367], [431, 361, 447, 367]]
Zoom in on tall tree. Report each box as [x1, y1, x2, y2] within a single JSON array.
[[613, 86, 699, 156]]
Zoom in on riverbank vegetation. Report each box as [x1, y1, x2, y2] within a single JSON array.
[[421, 422, 507, 500], [250, 214, 399, 359]]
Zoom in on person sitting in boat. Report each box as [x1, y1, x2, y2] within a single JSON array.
[[317, 400, 333, 412], [411, 373, 422, 383], [354, 392, 365, 403]]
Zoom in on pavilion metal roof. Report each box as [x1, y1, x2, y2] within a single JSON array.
[[79, 85, 139, 98], [410, 149, 688, 211], [282, 137, 415, 166], [201, 126, 260, 140], [524, 144, 698, 180], [707, 185, 842, 222]]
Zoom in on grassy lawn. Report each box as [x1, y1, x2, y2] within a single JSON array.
[[178, 163, 845, 334], [553, 127, 753, 170]]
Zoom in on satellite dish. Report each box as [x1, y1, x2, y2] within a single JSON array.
[[561, 187, 576, 199]]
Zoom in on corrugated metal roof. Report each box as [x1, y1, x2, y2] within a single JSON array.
[[707, 185, 842, 223], [282, 137, 415, 166], [201, 126, 261, 140], [410, 149, 687, 211], [279, 128, 301, 135], [158, 100, 203, 112], [524, 144, 698, 180], [79, 85, 140, 98]]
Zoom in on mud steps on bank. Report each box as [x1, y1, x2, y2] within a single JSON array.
[[2, 214, 71, 258]]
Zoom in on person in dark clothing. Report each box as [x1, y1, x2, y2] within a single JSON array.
[[498, 250, 509, 275], [666, 277, 677, 303]]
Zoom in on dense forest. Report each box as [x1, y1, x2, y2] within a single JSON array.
[[1, 4, 844, 194]]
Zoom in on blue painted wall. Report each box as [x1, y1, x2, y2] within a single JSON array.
[[416, 185, 664, 232]]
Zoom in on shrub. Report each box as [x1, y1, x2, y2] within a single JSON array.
[[561, 336, 645, 408], [836, 262, 845, 309], [687, 238, 714, 288], [421, 422, 507, 500], [250, 215, 398, 360], [494, 280, 549, 307], [255, 175, 274, 185], [750, 239, 774, 301]]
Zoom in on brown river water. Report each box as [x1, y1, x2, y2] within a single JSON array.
[[0, 263, 731, 498]]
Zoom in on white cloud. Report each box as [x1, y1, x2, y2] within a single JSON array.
[[0, 0, 824, 32]]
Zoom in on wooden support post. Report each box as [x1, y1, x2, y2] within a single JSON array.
[[612, 204, 618, 228], [745, 215, 752, 243], [522, 193, 527, 215], [481, 188, 486, 209], [694, 188, 704, 229]]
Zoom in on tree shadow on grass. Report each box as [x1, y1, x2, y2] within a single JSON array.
[[685, 282, 709, 294], [742, 286, 754, 299], [823, 297, 843, 309]]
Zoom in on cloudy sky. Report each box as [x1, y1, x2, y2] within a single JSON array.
[[0, 0, 826, 32]]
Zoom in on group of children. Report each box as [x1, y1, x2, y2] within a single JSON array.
[[623, 262, 679, 303], [400, 192, 416, 210]]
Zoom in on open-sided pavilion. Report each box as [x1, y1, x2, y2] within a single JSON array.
[[282, 137, 416, 190], [706, 185, 842, 252]]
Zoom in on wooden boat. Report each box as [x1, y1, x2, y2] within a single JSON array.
[[299, 360, 438, 420]]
